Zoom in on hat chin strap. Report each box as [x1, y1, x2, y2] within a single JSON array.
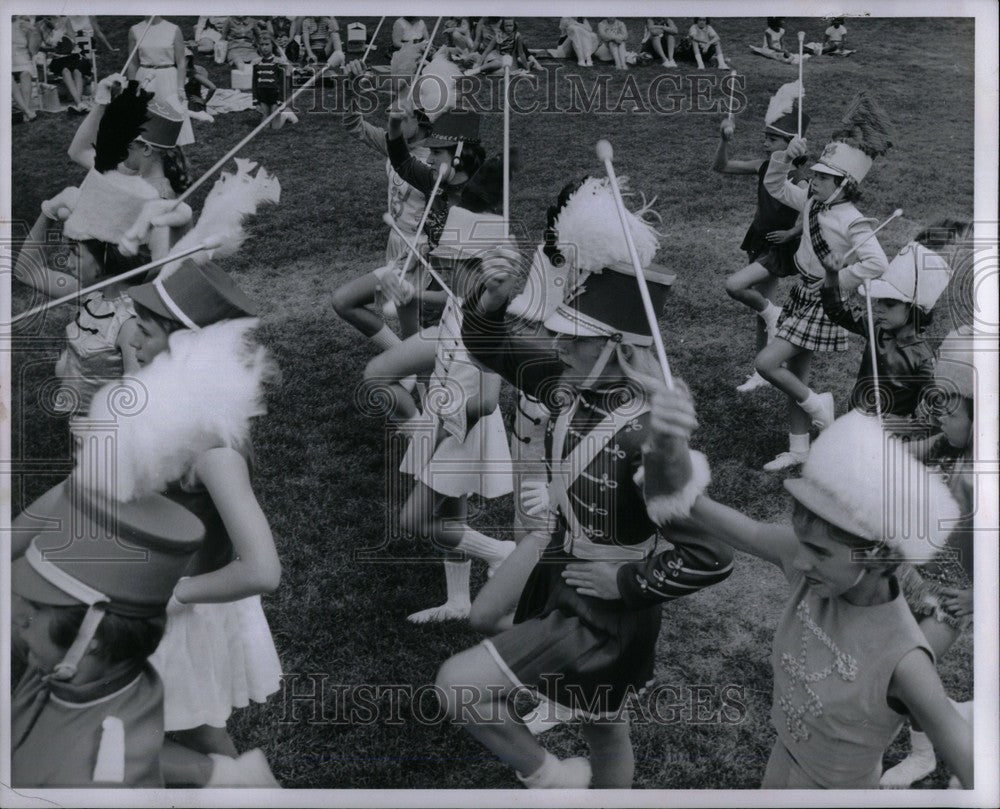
[[51, 604, 107, 681], [581, 336, 619, 389]]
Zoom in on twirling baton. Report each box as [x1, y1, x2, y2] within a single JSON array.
[[595, 139, 674, 389], [406, 17, 442, 105], [797, 32, 805, 137], [727, 69, 737, 121], [841, 208, 903, 421], [359, 16, 386, 65], [394, 162, 450, 281], [382, 212, 457, 302], [171, 62, 338, 208], [10, 237, 222, 325], [502, 54, 513, 236], [122, 16, 154, 75]]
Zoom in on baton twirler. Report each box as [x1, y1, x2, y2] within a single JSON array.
[[382, 212, 457, 302]]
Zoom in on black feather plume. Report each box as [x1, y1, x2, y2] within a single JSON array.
[[94, 81, 154, 173]]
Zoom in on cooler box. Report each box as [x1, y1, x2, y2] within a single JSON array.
[[231, 67, 253, 90]]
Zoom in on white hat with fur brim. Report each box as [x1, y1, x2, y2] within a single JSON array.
[[784, 410, 959, 562]]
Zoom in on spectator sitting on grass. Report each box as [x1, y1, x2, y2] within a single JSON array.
[[595, 17, 629, 70], [193, 16, 229, 54], [301, 16, 344, 69], [38, 15, 93, 113], [221, 15, 261, 70], [547, 17, 599, 66], [642, 18, 678, 67], [822, 18, 849, 54], [392, 17, 428, 51], [443, 17, 474, 51], [266, 16, 300, 64], [470, 17, 503, 55], [764, 17, 790, 58], [466, 18, 542, 75], [678, 17, 730, 70], [184, 50, 216, 121]]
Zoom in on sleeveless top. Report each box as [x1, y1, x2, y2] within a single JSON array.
[[161, 444, 256, 577], [134, 20, 179, 68], [771, 571, 934, 788], [741, 160, 803, 256]]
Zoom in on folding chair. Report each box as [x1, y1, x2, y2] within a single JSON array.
[[345, 22, 367, 55]]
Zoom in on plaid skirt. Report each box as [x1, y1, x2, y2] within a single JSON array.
[[775, 275, 849, 351]]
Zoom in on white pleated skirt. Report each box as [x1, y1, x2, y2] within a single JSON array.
[[149, 596, 282, 730]]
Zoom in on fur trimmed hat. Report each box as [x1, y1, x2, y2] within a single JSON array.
[[784, 410, 959, 562]]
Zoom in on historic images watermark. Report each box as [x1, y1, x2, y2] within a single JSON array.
[[276, 673, 749, 727]]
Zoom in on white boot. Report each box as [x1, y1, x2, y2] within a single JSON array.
[[879, 727, 936, 787], [517, 750, 591, 789], [760, 302, 782, 341], [407, 560, 471, 623], [799, 391, 835, 431], [207, 749, 281, 787], [736, 371, 770, 393]]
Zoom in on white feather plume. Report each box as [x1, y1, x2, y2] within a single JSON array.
[[555, 177, 663, 272], [74, 319, 277, 502], [765, 80, 802, 126], [160, 159, 281, 279]]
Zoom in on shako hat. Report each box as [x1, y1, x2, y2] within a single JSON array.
[[415, 106, 481, 148], [129, 259, 257, 329], [12, 480, 204, 679], [543, 264, 674, 347], [861, 242, 951, 311], [811, 90, 893, 184]]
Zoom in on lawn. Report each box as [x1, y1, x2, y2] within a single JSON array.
[[7, 15, 976, 790]]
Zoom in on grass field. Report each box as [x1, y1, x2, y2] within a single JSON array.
[[8, 16, 976, 789]]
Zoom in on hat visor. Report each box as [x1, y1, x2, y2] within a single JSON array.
[[860, 279, 909, 302], [11, 556, 83, 607], [809, 162, 846, 177], [543, 308, 610, 339], [783, 478, 877, 542], [128, 282, 176, 322]]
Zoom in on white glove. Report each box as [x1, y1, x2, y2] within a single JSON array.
[[94, 72, 125, 105], [521, 479, 550, 518], [374, 264, 416, 306]]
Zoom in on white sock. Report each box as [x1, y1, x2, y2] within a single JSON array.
[[455, 528, 516, 565], [789, 432, 810, 455], [761, 301, 782, 327], [517, 751, 591, 789], [444, 559, 472, 603], [371, 325, 402, 351]]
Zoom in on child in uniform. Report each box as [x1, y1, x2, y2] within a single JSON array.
[[11, 486, 203, 787], [687, 409, 972, 788], [881, 325, 977, 787], [333, 58, 432, 346], [715, 81, 809, 393], [88, 260, 284, 786], [435, 179, 734, 788], [755, 91, 892, 471], [820, 223, 957, 422]]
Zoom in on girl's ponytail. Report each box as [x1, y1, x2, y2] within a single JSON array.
[[161, 146, 190, 196]]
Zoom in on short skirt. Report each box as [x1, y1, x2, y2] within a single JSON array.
[[775, 275, 849, 351], [401, 406, 513, 498], [149, 596, 282, 730], [485, 536, 661, 717]]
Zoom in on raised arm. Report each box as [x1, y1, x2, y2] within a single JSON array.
[[889, 649, 973, 788], [763, 138, 810, 211], [174, 447, 281, 604], [690, 495, 798, 570], [713, 120, 764, 174]]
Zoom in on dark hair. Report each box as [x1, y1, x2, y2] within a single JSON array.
[[45, 603, 166, 665], [455, 141, 485, 179], [78, 239, 152, 283], [913, 218, 972, 250], [543, 176, 587, 267], [767, 18, 784, 29], [160, 146, 190, 196], [694, 18, 711, 24], [833, 174, 862, 203], [133, 300, 185, 334]]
